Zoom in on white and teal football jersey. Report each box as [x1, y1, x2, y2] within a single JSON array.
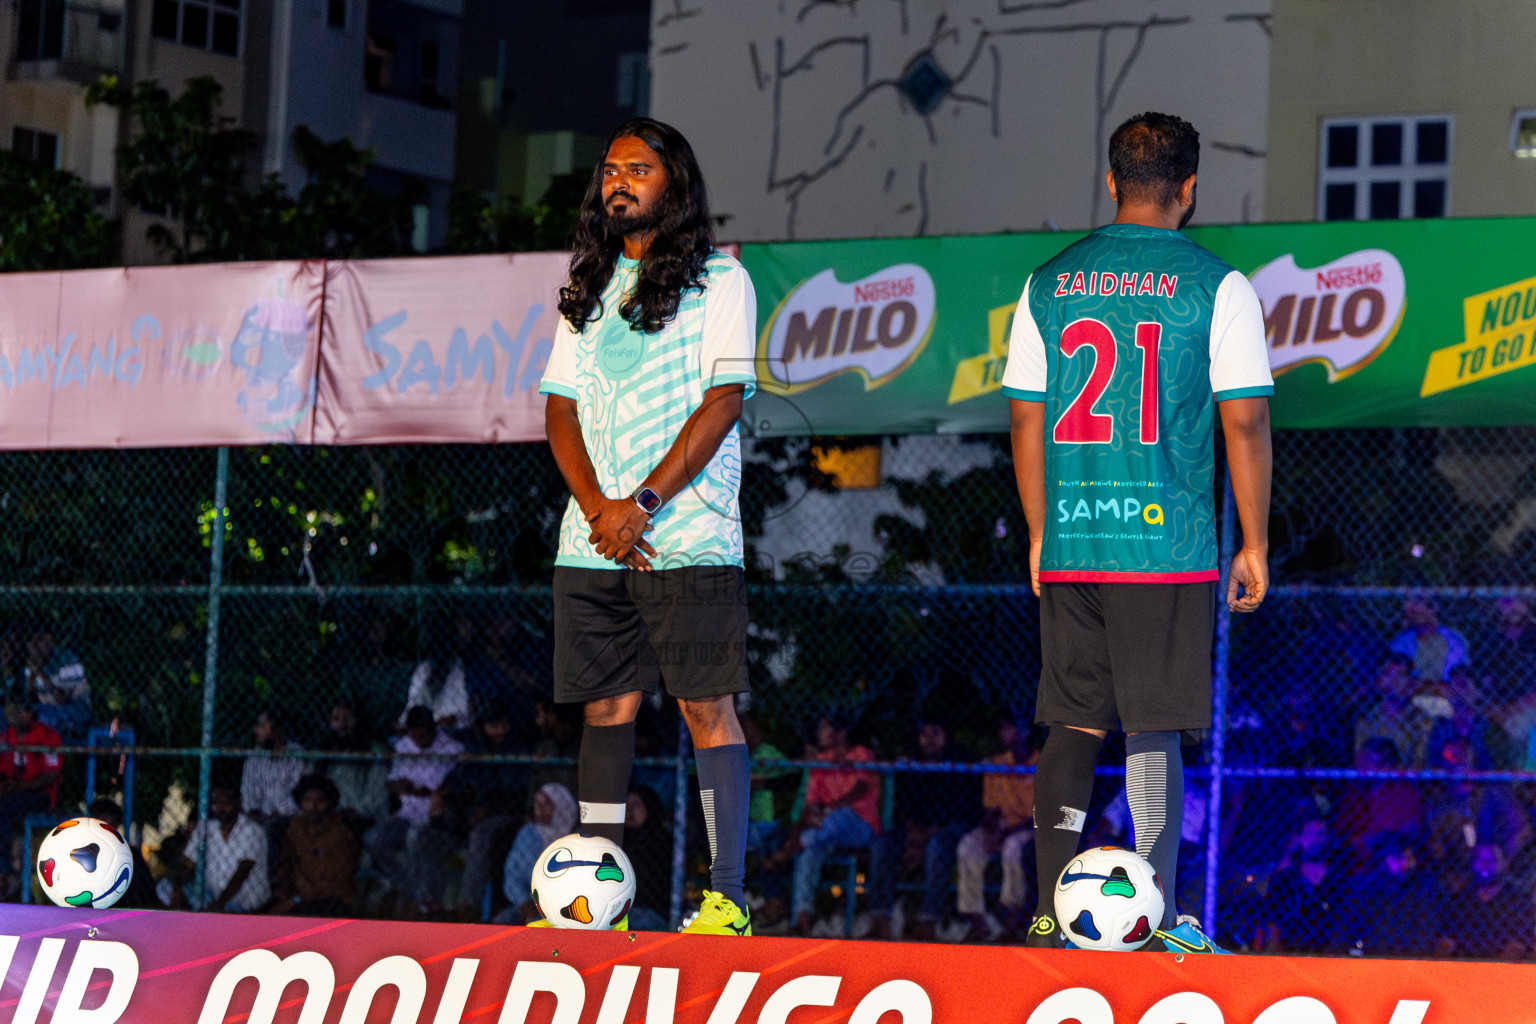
[[1001, 224, 1273, 582], [540, 250, 758, 569]]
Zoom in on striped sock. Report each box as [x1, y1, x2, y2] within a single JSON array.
[[1126, 730, 1182, 929]]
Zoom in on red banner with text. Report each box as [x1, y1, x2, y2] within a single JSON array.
[[3, 905, 1533, 1024]]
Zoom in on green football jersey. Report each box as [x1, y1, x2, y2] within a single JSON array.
[[1001, 224, 1273, 582]]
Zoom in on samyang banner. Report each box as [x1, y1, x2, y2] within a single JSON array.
[[739, 216, 1536, 434], [4, 904, 1535, 1023]]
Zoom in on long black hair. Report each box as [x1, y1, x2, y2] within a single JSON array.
[[557, 118, 715, 335]]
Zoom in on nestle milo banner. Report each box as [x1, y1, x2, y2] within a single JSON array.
[[739, 217, 1536, 434]]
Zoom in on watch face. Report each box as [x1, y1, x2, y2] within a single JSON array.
[[636, 488, 662, 514]]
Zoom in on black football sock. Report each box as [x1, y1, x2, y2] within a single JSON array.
[[695, 742, 750, 907], [1032, 726, 1103, 926], [1125, 730, 1182, 929], [577, 721, 635, 844]]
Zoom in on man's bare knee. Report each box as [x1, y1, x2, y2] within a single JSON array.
[[680, 695, 744, 748], [585, 693, 643, 727]]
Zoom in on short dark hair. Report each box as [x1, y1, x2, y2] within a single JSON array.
[[1108, 112, 1200, 207], [293, 773, 340, 807], [405, 705, 434, 729]]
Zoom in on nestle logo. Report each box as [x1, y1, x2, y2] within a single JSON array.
[[1315, 263, 1383, 292], [852, 277, 916, 304]]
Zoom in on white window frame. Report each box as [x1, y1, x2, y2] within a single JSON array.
[[1317, 114, 1453, 221]]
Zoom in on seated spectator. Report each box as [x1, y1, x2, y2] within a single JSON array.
[[788, 714, 881, 936], [529, 700, 581, 796], [0, 701, 62, 899], [450, 700, 529, 920], [499, 782, 578, 924], [955, 717, 1037, 941], [1344, 832, 1445, 958], [1354, 654, 1434, 769], [623, 785, 672, 931], [1479, 597, 1536, 708], [269, 775, 357, 916], [19, 623, 91, 740], [1443, 842, 1534, 960], [399, 628, 470, 734], [1424, 736, 1531, 868], [1389, 598, 1469, 685], [368, 705, 464, 917], [1254, 816, 1349, 954], [1334, 738, 1422, 875], [158, 785, 270, 913], [312, 700, 390, 828], [868, 716, 977, 941], [241, 708, 305, 826], [741, 714, 796, 928], [1425, 666, 1503, 770], [86, 798, 159, 909]]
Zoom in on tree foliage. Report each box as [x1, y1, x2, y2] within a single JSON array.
[[445, 169, 589, 254], [0, 151, 119, 271]]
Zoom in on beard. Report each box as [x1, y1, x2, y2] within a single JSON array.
[[606, 196, 665, 237], [1178, 186, 1198, 229]]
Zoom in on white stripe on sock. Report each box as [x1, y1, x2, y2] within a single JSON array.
[[701, 789, 719, 862], [1126, 750, 1167, 857], [579, 800, 627, 825]]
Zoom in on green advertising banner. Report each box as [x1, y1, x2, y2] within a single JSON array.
[[738, 217, 1536, 434]]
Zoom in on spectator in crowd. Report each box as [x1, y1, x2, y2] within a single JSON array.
[[1479, 597, 1536, 706], [15, 623, 91, 740], [399, 626, 470, 734], [312, 700, 390, 828], [269, 774, 357, 916], [369, 705, 464, 917], [1389, 598, 1469, 685], [85, 798, 157, 908], [788, 714, 881, 936], [1344, 832, 1445, 958], [1254, 816, 1350, 954], [337, 614, 415, 739], [741, 714, 796, 928], [0, 701, 62, 899], [955, 717, 1037, 941], [1354, 653, 1434, 769], [1425, 666, 1504, 770], [1424, 735, 1531, 873], [450, 699, 529, 920], [499, 782, 578, 924], [159, 784, 270, 913], [529, 699, 581, 796], [623, 785, 672, 931], [241, 708, 305, 826], [1442, 841, 1534, 960], [868, 717, 977, 941], [1334, 738, 1422, 875]]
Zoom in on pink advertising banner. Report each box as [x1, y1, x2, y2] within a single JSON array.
[[0, 262, 324, 449], [0, 253, 569, 450], [316, 252, 566, 445]]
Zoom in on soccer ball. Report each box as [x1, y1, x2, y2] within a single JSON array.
[[531, 833, 635, 929], [1054, 846, 1164, 951], [36, 817, 134, 909]]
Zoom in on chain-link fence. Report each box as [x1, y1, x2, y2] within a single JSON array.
[[3, 428, 1536, 958]]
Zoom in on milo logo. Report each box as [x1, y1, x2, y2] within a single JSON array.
[[1251, 248, 1406, 381], [758, 263, 935, 393]]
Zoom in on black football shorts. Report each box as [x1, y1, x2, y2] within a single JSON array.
[[552, 565, 749, 704], [1036, 581, 1216, 733]]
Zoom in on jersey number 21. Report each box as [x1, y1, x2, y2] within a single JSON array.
[[1053, 318, 1162, 446]]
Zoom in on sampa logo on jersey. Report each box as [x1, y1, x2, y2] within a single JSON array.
[[758, 264, 936, 393], [1250, 248, 1406, 381]]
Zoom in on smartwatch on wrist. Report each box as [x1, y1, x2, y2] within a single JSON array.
[[631, 485, 662, 517]]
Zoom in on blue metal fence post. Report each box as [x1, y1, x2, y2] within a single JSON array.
[[193, 446, 229, 907], [1203, 471, 1236, 933]]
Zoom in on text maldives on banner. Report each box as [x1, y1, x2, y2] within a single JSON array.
[[316, 252, 570, 445], [0, 262, 323, 449]]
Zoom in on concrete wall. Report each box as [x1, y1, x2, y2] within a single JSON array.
[[1267, 0, 1536, 222], [649, 0, 1271, 241]]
